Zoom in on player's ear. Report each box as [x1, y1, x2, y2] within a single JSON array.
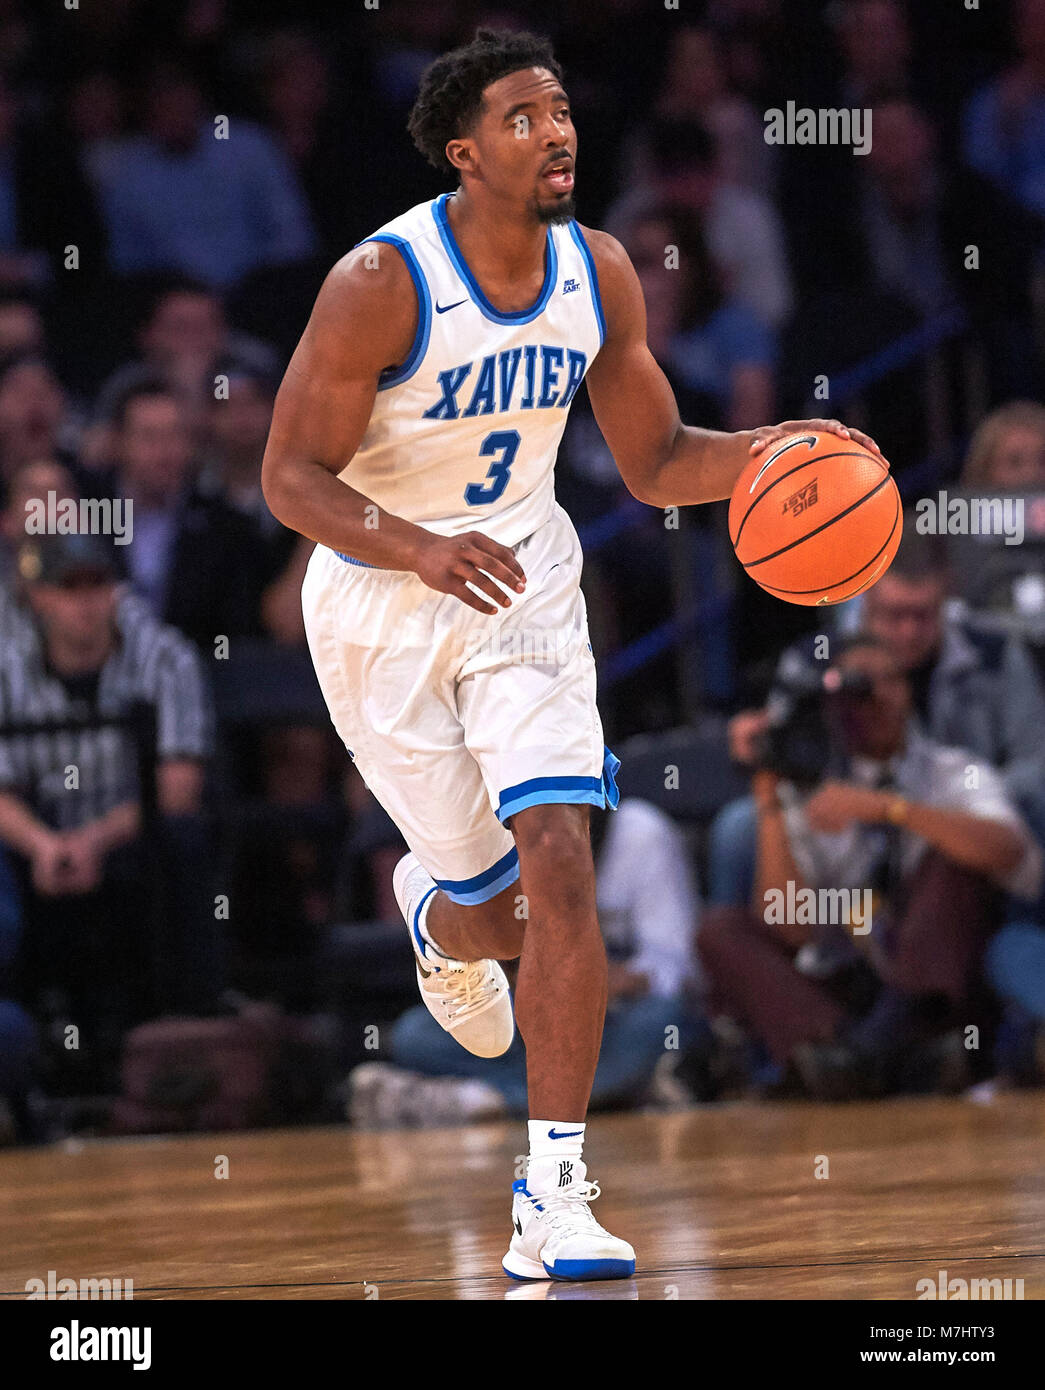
[[445, 138, 476, 176]]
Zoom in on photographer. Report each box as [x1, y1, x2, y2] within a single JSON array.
[[709, 531, 1045, 910], [697, 635, 1042, 1099]]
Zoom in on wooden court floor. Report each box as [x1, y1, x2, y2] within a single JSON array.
[[1, 1092, 1043, 1300]]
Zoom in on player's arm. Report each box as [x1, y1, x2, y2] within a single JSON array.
[[261, 245, 526, 615], [581, 229, 880, 508]]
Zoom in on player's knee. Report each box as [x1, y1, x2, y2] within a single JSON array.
[[511, 805, 594, 898]]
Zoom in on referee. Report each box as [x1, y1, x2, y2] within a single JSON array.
[[0, 532, 218, 1090]]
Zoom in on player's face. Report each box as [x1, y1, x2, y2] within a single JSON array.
[[464, 68, 576, 223]]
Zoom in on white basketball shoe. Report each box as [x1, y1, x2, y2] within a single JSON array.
[[502, 1157, 636, 1281], [393, 852, 514, 1059]]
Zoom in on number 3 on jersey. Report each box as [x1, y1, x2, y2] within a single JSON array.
[[464, 430, 520, 506]]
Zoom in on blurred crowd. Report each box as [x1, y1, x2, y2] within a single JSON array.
[[0, 0, 1044, 1139]]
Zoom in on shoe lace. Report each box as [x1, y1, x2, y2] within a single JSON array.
[[521, 1179, 604, 1233], [442, 960, 492, 1015]]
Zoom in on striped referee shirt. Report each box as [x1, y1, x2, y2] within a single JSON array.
[[0, 591, 213, 831]]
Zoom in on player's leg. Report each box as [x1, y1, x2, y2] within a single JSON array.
[[509, 801, 606, 1119], [418, 801, 607, 1114], [456, 507, 635, 1280], [302, 546, 521, 1057], [425, 879, 526, 962]]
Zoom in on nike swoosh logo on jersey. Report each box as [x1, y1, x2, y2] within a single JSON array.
[[435, 298, 467, 314], [547, 1127, 584, 1139]]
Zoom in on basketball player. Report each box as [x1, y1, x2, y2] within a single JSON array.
[[262, 28, 880, 1282]]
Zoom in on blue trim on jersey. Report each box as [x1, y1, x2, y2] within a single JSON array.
[[496, 746, 621, 823], [567, 222, 605, 347], [435, 846, 520, 906], [433, 193, 558, 326], [354, 233, 432, 389], [334, 551, 377, 568]]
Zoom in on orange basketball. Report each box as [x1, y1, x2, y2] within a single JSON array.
[[728, 430, 902, 606]]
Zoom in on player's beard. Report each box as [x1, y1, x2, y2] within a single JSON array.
[[533, 193, 577, 224]]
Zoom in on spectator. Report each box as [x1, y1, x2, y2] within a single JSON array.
[[831, 0, 914, 107], [985, 915, 1045, 1083], [96, 60, 315, 288], [348, 799, 703, 1126], [857, 100, 955, 318], [626, 204, 776, 430], [0, 72, 107, 289], [105, 378, 266, 646], [0, 288, 45, 360], [648, 23, 773, 193], [89, 277, 278, 464], [715, 529, 1045, 913], [0, 533, 220, 1089], [0, 356, 75, 485], [699, 635, 1042, 1100], [200, 362, 282, 531], [860, 538, 1045, 820], [963, 0, 1045, 222], [961, 400, 1045, 490], [65, 69, 127, 202], [0, 457, 79, 645], [605, 118, 794, 329], [257, 30, 355, 261]]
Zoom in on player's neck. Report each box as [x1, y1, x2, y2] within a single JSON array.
[[447, 186, 547, 279]]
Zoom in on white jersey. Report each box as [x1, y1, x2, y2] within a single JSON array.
[[339, 192, 605, 550]]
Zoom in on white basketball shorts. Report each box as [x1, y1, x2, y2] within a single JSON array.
[[301, 501, 620, 905]]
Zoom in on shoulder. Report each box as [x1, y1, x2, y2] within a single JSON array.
[[115, 591, 204, 677], [574, 224, 642, 339], [319, 239, 417, 314], [575, 224, 635, 292], [291, 239, 418, 374]]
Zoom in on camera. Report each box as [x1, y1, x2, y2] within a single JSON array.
[[759, 664, 874, 786]]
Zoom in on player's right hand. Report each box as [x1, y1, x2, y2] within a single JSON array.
[[414, 531, 527, 615]]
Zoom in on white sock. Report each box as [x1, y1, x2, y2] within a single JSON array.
[[528, 1119, 586, 1167]]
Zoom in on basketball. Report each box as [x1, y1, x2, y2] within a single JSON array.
[[728, 431, 903, 606]]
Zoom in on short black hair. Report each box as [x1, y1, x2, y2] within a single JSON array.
[[407, 27, 563, 177]]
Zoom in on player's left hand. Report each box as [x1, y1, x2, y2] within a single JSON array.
[[749, 419, 884, 461]]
